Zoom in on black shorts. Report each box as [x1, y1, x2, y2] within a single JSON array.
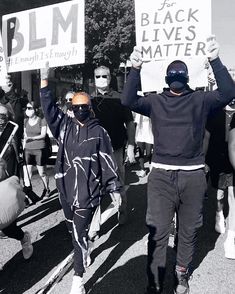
[[24, 148, 48, 166], [210, 171, 235, 190]]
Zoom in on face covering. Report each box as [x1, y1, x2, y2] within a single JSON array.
[[95, 76, 109, 90], [66, 101, 72, 110], [25, 109, 35, 118], [0, 114, 8, 131], [168, 79, 187, 94], [72, 104, 91, 122], [165, 61, 188, 94]]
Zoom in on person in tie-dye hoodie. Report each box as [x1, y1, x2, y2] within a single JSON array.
[[40, 67, 121, 294]]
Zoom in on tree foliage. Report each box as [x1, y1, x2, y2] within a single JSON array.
[[85, 0, 135, 71]]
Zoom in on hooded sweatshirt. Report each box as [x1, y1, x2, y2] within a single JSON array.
[[40, 87, 120, 209], [122, 58, 235, 166]]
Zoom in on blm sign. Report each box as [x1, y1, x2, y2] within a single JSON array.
[[2, 0, 85, 72]]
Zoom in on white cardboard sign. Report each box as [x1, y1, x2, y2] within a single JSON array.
[[2, 0, 85, 72], [135, 0, 212, 92]]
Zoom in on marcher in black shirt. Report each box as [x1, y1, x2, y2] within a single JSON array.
[[122, 37, 235, 294], [91, 65, 136, 225]]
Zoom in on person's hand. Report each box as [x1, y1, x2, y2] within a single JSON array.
[[126, 144, 136, 164], [40, 62, 50, 80], [207, 35, 220, 61], [130, 46, 143, 69], [110, 191, 121, 207]]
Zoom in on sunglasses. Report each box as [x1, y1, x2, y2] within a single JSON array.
[[26, 106, 34, 110], [72, 104, 91, 111], [66, 98, 73, 102], [167, 70, 187, 77], [95, 75, 108, 79]]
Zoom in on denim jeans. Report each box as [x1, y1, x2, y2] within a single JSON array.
[[146, 167, 207, 288]]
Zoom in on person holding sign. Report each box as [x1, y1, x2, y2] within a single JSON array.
[[40, 65, 121, 294], [122, 37, 235, 294]]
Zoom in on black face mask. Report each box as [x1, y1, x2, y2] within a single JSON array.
[[168, 77, 188, 93], [72, 104, 91, 122], [165, 61, 189, 94]]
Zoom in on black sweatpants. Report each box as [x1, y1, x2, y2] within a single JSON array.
[[146, 167, 206, 288], [59, 194, 95, 276]]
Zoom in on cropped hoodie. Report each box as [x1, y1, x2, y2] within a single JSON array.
[[40, 87, 120, 209], [122, 58, 235, 166]]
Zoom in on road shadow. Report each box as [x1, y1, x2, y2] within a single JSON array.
[[17, 193, 61, 228], [85, 167, 148, 291], [86, 251, 177, 294], [0, 221, 73, 294], [192, 184, 222, 272]]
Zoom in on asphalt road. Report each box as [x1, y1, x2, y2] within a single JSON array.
[[0, 163, 235, 294]]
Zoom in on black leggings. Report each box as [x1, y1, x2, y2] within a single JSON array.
[[2, 221, 24, 241], [60, 194, 95, 276]]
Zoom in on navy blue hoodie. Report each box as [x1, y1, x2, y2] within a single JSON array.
[[40, 87, 120, 209], [122, 58, 235, 166]]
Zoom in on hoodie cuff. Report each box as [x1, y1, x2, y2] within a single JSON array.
[[210, 57, 224, 73]]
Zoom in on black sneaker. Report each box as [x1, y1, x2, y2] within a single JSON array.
[[146, 285, 162, 294], [174, 269, 190, 294], [23, 186, 40, 204], [41, 188, 51, 199]]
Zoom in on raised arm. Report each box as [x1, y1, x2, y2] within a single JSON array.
[[122, 47, 151, 116], [205, 37, 235, 113], [40, 65, 65, 140]]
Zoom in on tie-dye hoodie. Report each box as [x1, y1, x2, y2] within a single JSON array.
[[40, 87, 120, 209]]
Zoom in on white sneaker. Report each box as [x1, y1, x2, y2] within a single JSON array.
[[70, 276, 86, 294], [215, 213, 226, 234], [224, 238, 235, 259], [21, 231, 33, 260]]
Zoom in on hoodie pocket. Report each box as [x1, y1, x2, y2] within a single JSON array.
[[157, 126, 195, 158]]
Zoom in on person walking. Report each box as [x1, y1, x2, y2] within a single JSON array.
[[134, 111, 153, 177], [205, 104, 235, 236], [91, 65, 135, 225], [40, 66, 121, 294], [122, 37, 235, 294], [23, 102, 50, 201]]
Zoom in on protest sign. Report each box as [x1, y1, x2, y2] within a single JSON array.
[[135, 0, 212, 92], [0, 34, 8, 86], [2, 0, 85, 73]]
